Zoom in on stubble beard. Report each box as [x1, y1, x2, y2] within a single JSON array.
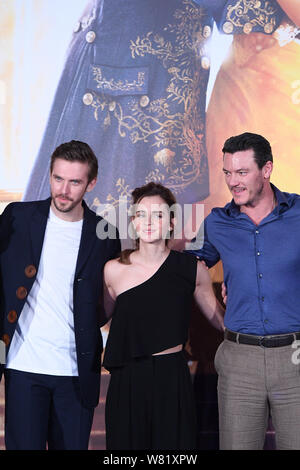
[[52, 195, 78, 213], [233, 180, 264, 208]]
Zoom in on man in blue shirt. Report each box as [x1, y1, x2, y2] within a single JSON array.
[[188, 132, 300, 450]]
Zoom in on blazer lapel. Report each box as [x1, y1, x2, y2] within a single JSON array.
[[75, 200, 97, 276], [29, 198, 51, 267]]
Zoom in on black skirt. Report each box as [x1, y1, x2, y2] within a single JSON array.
[[105, 351, 197, 450]]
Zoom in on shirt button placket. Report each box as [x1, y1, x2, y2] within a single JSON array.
[[255, 229, 267, 326]]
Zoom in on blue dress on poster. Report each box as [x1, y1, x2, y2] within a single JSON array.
[[23, 0, 283, 212]]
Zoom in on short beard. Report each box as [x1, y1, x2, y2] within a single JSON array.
[[235, 181, 264, 208], [52, 195, 77, 213]]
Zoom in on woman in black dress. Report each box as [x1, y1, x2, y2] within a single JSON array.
[[103, 182, 224, 450]]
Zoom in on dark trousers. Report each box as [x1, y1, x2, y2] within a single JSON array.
[[4, 369, 94, 450]]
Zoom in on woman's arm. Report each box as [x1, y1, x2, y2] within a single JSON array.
[[277, 0, 300, 26], [193, 261, 225, 332]]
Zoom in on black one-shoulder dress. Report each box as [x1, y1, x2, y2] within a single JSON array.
[[103, 250, 198, 450]]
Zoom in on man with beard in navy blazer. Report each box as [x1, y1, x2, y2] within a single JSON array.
[[0, 140, 120, 450]]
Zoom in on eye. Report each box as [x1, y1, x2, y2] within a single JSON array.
[[136, 211, 146, 218], [151, 212, 163, 219]]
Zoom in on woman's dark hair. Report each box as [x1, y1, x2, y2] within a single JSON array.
[[120, 182, 177, 264], [50, 140, 98, 183], [222, 132, 273, 169]]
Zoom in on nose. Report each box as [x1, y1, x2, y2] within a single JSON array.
[[61, 180, 70, 195], [147, 213, 153, 225], [226, 172, 239, 187]]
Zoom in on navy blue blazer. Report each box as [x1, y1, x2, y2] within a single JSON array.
[[0, 198, 120, 408]]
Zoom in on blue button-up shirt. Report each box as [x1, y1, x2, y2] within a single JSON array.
[[187, 185, 300, 335]]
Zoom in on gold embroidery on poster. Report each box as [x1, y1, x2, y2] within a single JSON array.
[[92, 66, 146, 92], [225, 1, 277, 33], [92, 179, 132, 215], [88, 0, 208, 205]]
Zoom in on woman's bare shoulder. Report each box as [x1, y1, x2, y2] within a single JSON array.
[[104, 257, 129, 281], [104, 257, 121, 271]]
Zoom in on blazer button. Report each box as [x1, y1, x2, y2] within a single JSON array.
[[2, 334, 10, 346], [73, 21, 81, 33], [25, 264, 37, 278], [7, 310, 17, 323], [223, 21, 234, 34], [83, 93, 93, 106], [16, 286, 28, 300], [86, 30, 96, 43], [139, 95, 150, 108]]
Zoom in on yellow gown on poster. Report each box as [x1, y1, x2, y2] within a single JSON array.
[[206, 11, 300, 209]]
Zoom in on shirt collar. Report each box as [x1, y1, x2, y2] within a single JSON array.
[[225, 183, 291, 217]]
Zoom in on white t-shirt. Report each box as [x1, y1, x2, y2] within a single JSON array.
[[6, 208, 83, 376]]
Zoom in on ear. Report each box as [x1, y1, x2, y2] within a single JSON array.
[[263, 161, 273, 179], [86, 177, 97, 192]]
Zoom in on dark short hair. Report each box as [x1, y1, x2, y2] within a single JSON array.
[[50, 140, 98, 183], [131, 181, 176, 211], [222, 132, 273, 169]]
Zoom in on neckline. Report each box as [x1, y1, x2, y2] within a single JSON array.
[[49, 207, 83, 226], [116, 250, 173, 300]]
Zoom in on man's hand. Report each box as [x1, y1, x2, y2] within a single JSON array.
[[221, 282, 227, 305], [200, 259, 208, 270]]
